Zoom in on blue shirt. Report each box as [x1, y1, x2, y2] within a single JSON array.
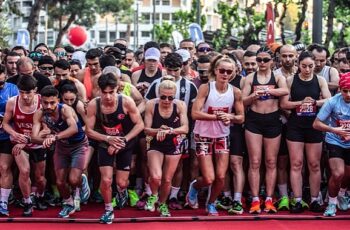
[[0, 83, 19, 140], [317, 93, 350, 148]]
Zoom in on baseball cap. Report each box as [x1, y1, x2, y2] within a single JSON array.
[[175, 49, 191, 62], [144, 47, 160, 61]]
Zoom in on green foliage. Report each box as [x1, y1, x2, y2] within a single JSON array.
[[0, 17, 11, 48], [153, 22, 174, 43]]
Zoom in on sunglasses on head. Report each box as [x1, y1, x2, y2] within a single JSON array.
[[256, 57, 272, 63], [217, 68, 233, 75], [160, 95, 174, 101], [198, 47, 212, 52]]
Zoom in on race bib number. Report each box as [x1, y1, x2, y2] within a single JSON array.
[[338, 120, 350, 131], [254, 85, 275, 100], [103, 124, 123, 136], [208, 106, 229, 115], [296, 103, 316, 116]]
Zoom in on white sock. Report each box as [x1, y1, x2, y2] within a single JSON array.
[[278, 184, 288, 197], [105, 203, 113, 211], [64, 196, 74, 206], [339, 188, 347, 197], [24, 197, 32, 204], [169, 186, 180, 200], [311, 197, 318, 203], [75, 188, 80, 199], [223, 191, 232, 199], [295, 197, 302, 203], [233, 192, 241, 202], [252, 196, 259, 202], [328, 196, 337, 205], [0, 188, 11, 203], [265, 196, 272, 202], [145, 183, 152, 196]]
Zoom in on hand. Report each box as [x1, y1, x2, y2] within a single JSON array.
[[216, 112, 232, 126], [107, 136, 126, 149], [38, 128, 52, 139], [107, 145, 119, 155], [12, 143, 26, 156], [43, 136, 56, 148], [10, 133, 29, 144], [302, 97, 315, 105], [159, 125, 170, 130], [332, 127, 350, 140], [156, 129, 170, 142]]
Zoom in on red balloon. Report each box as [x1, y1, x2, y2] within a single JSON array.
[[68, 26, 87, 47]]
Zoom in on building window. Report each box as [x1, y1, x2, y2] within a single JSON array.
[[22, 17, 29, 23], [155, 13, 160, 24], [90, 31, 95, 39], [163, 0, 170, 5], [99, 31, 106, 43], [47, 31, 54, 46], [141, 13, 151, 24], [109, 31, 116, 42], [38, 32, 45, 43], [162, 13, 170, 22], [119, 32, 127, 38], [155, 0, 160, 5], [22, 1, 32, 7], [141, 31, 151, 37]]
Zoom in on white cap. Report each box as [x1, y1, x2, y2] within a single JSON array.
[[175, 49, 191, 62], [102, 66, 121, 77], [144, 47, 160, 61]]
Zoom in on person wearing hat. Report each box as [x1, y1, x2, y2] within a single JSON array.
[[176, 49, 198, 81], [38, 55, 55, 78], [132, 47, 165, 97], [313, 72, 350, 216]]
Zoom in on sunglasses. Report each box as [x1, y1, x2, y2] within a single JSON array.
[[198, 47, 212, 52], [166, 67, 180, 72], [341, 89, 350, 94], [160, 95, 174, 101], [256, 57, 272, 63], [29, 52, 43, 58], [55, 51, 66, 57], [217, 68, 234, 75], [197, 69, 209, 75], [39, 66, 54, 71]]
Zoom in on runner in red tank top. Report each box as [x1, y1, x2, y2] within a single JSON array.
[[2, 75, 48, 217]]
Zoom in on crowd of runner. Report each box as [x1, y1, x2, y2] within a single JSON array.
[[0, 38, 350, 224]]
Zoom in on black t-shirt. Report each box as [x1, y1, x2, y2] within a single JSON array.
[[7, 71, 52, 93]]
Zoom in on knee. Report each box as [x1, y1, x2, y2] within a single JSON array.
[[331, 170, 344, 182], [249, 160, 261, 171], [101, 177, 113, 188], [35, 175, 46, 186], [116, 178, 129, 190], [308, 162, 320, 173], [56, 179, 65, 188], [215, 175, 226, 184], [69, 175, 80, 187], [0, 164, 11, 174], [19, 168, 30, 179], [265, 158, 277, 170], [150, 174, 162, 185], [291, 160, 303, 172], [161, 177, 172, 186], [203, 174, 215, 186]]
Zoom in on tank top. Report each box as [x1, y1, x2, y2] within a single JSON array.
[[193, 81, 234, 138], [230, 75, 242, 89], [150, 101, 181, 148], [319, 65, 331, 83], [121, 82, 132, 97], [289, 74, 320, 126], [95, 95, 134, 147], [43, 104, 85, 144], [13, 95, 41, 149], [251, 72, 278, 100], [137, 68, 162, 84], [83, 67, 93, 100], [71, 99, 85, 126]]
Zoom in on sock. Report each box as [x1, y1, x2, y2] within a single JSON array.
[[105, 203, 113, 211], [278, 184, 288, 197], [295, 197, 302, 203], [223, 191, 232, 199], [252, 196, 259, 202], [169, 186, 180, 200], [339, 188, 347, 197], [0, 188, 11, 203], [265, 196, 272, 202], [75, 188, 80, 199], [328, 196, 337, 205], [64, 196, 74, 206], [24, 197, 32, 204], [145, 183, 152, 196], [311, 197, 318, 203], [233, 192, 241, 202]]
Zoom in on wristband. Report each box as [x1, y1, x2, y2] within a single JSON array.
[[169, 128, 174, 134]]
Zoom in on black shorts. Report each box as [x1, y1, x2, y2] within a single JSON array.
[[245, 110, 282, 138], [148, 135, 188, 156], [0, 139, 13, 155], [286, 124, 323, 143], [25, 148, 47, 163], [278, 124, 289, 156], [326, 143, 350, 165], [229, 125, 245, 156], [98, 138, 137, 171]]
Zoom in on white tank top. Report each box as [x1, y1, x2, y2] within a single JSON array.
[[193, 81, 234, 138], [319, 65, 331, 82]]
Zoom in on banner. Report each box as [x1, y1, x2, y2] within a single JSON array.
[[266, 2, 275, 45], [172, 31, 184, 50], [188, 23, 204, 45], [16, 29, 30, 49]]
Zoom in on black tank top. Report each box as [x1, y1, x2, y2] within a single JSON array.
[[137, 68, 162, 84], [251, 72, 278, 100], [71, 99, 85, 126], [229, 75, 242, 89], [150, 102, 181, 147], [95, 95, 134, 137], [289, 74, 321, 124]]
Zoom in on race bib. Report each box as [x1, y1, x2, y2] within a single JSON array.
[[208, 106, 229, 115], [254, 85, 275, 100], [296, 103, 316, 116], [337, 120, 350, 131]]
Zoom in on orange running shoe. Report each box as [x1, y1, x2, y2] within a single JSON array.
[[264, 199, 277, 213], [249, 200, 261, 214]]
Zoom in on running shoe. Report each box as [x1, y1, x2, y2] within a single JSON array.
[[186, 180, 198, 209], [216, 196, 233, 210], [34, 196, 48, 210], [309, 200, 323, 213], [249, 200, 261, 214], [58, 203, 75, 218], [23, 203, 33, 217], [337, 195, 348, 211], [145, 194, 158, 212], [277, 196, 289, 211], [115, 189, 128, 209], [74, 197, 81, 212], [136, 194, 149, 210], [228, 200, 243, 215], [0, 201, 9, 216], [158, 203, 171, 217], [128, 189, 139, 207], [323, 203, 337, 217], [168, 197, 183, 210], [100, 210, 114, 224], [80, 174, 90, 204], [206, 203, 219, 216], [264, 199, 277, 213], [290, 201, 303, 213]]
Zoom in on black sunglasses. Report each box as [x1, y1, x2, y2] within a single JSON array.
[[217, 68, 233, 75], [256, 57, 272, 63], [39, 66, 54, 71], [197, 69, 208, 75], [198, 47, 212, 52], [160, 95, 174, 101]]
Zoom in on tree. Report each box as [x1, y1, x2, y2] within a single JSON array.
[[153, 22, 174, 44], [274, 0, 293, 44], [294, 0, 308, 42], [27, 0, 46, 49], [0, 0, 22, 48]]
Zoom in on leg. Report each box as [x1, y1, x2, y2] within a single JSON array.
[[208, 153, 229, 203], [147, 150, 164, 195], [305, 143, 322, 198], [287, 140, 304, 199], [263, 135, 281, 197], [14, 151, 31, 199], [230, 155, 244, 199], [0, 153, 13, 189], [99, 166, 114, 203], [33, 160, 46, 196], [55, 168, 70, 200], [159, 154, 182, 203]]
